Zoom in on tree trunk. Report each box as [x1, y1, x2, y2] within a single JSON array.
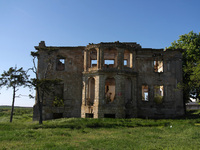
[[38, 101, 43, 124], [10, 86, 16, 123], [36, 87, 43, 124]]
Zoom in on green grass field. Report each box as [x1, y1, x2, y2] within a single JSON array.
[[0, 106, 200, 150]]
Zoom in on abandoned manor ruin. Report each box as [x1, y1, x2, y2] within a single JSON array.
[[33, 41, 185, 120]]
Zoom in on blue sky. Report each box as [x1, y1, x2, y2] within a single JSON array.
[[0, 0, 200, 107]]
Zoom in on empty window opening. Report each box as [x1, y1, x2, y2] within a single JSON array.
[[91, 60, 97, 67], [124, 50, 133, 68], [56, 58, 65, 71], [87, 78, 95, 106], [53, 84, 64, 107], [154, 60, 163, 72], [154, 85, 164, 104], [89, 49, 97, 68], [105, 78, 115, 103], [125, 78, 132, 104], [53, 113, 63, 119], [104, 114, 115, 118], [85, 113, 94, 118], [142, 85, 149, 101], [104, 60, 115, 68], [124, 60, 127, 66], [105, 60, 115, 65], [104, 48, 118, 68]]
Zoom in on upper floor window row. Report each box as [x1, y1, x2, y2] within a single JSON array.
[[87, 49, 134, 70]]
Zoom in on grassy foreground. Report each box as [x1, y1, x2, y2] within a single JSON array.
[[0, 107, 200, 150]]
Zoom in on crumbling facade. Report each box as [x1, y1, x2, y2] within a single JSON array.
[[33, 41, 185, 120]]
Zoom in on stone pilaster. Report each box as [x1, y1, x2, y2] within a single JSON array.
[[84, 50, 88, 71], [100, 47, 104, 69], [93, 75, 105, 118], [117, 48, 124, 70], [115, 74, 125, 118], [132, 77, 137, 117], [96, 48, 100, 69], [93, 75, 99, 118]]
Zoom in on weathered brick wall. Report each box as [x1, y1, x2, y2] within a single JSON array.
[[136, 49, 184, 118], [33, 45, 84, 120]]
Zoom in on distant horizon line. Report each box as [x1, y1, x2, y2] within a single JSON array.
[[0, 105, 33, 108]]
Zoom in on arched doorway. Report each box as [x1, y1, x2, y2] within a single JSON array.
[[105, 77, 116, 103], [87, 77, 95, 106]]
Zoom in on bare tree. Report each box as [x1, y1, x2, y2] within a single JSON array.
[[30, 51, 61, 124]]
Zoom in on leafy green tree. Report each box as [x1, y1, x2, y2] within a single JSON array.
[[168, 31, 200, 102], [0, 67, 29, 122]]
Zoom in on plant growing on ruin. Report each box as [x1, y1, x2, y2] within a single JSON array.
[[53, 96, 64, 107], [154, 95, 163, 104], [0, 66, 29, 122]]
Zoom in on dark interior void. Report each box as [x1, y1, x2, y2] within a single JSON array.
[[85, 113, 94, 118], [104, 114, 115, 118], [53, 113, 63, 119]]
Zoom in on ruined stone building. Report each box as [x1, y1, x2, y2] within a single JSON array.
[[33, 41, 185, 120]]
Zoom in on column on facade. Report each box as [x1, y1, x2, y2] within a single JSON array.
[[96, 47, 101, 69], [93, 75, 105, 118], [84, 50, 88, 71], [115, 75, 126, 118], [81, 76, 87, 106], [93, 75, 99, 118], [129, 51, 133, 68], [81, 76, 87, 118]]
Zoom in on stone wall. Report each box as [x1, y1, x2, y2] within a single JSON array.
[[33, 42, 84, 120], [33, 41, 185, 120], [136, 49, 184, 118]]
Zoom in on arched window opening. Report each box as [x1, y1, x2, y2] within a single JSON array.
[[56, 57, 65, 71], [87, 78, 95, 106], [105, 78, 115, 103], [104, 48, 118, 68], [125, 78, 132, 104]]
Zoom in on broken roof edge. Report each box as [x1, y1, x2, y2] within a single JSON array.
[[34, 41, 85, 50], [34, 46, 85, 50], [164, 48, 185, 52], [35, 41, 185, 52], [86, 41, 142, 50]]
